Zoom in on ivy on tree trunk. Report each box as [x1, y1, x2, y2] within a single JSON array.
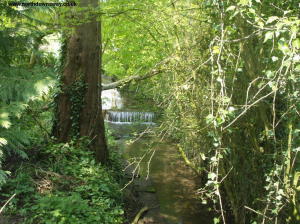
[[52, 0, 108, 163]]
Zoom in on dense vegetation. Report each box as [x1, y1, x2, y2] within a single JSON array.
[[103, 0, 300, 223], [1, 0, 299, 223], [0, 1, 124, 223]]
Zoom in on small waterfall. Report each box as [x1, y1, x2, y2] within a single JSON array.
[[102, 89, 123, 110], [105, 111, 155, 124]]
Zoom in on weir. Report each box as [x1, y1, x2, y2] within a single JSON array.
[[105, 111, 155, 124]]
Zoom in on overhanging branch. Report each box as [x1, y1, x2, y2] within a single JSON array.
[[101, 57, 170, 90], [102, 69, 162, 90]]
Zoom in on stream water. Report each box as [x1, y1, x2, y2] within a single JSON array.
[[102, 88, 212, 224], [123, 138, 213, 224]]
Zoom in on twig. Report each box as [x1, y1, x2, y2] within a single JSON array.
[[0, 194, 16, 214], [121, 150, 148, 191], [219, 166, 233, 184], [223, 90, 275, 130], [131, 206, 149, 224], [244, 205, 272, 220], [146, 149, 156, 180]]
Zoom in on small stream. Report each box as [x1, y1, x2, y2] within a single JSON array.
[[123, 137, 212, 224], [102, 88, 212, 224]]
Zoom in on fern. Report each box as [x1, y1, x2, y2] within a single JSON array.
[[0, 0, 59, 190], [0, 66, 55, 158], [0, 66, 55, 103]]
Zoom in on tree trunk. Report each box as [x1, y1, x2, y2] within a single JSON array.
[[53, 0, 108, 163]]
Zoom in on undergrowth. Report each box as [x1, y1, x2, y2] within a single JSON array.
[[0, 138, 125, 224]]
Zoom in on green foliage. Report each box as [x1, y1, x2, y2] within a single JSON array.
[[69, 79, 86, 139], [0, 2, 128, 223], [1, 0, 298, 223], [0, 65, 56, 187], [106, 0, 300, 223], [102, 0, 170, 80], [1, 139, 124, 224], [27, 192, 123, 224], [0, 1, 58, 187], [29, 193, 105, 224]]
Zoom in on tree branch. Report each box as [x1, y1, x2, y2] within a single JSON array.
[[101, 56, 171, 90], [102, 69, 162, 90]]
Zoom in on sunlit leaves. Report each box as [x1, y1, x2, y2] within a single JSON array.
[[212, 46, 220, 54], [206, 114, 215, 125], [226, 5, 236, 12], [0, 120, 11, 129], [278, 39, 290, 55], [239, 0, 250, 6], [34, 77, 55, 97], [266, 16, 279, 24], [208, 172, 217, 180], [213, 217, 220, 224], [292, 39, 300, 49], [265, 70, 275, 78], [102, 0, 171, 79], [0, 112, 11, 129], [0, 138, 8, 146], [264, 31, 274, 43]]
